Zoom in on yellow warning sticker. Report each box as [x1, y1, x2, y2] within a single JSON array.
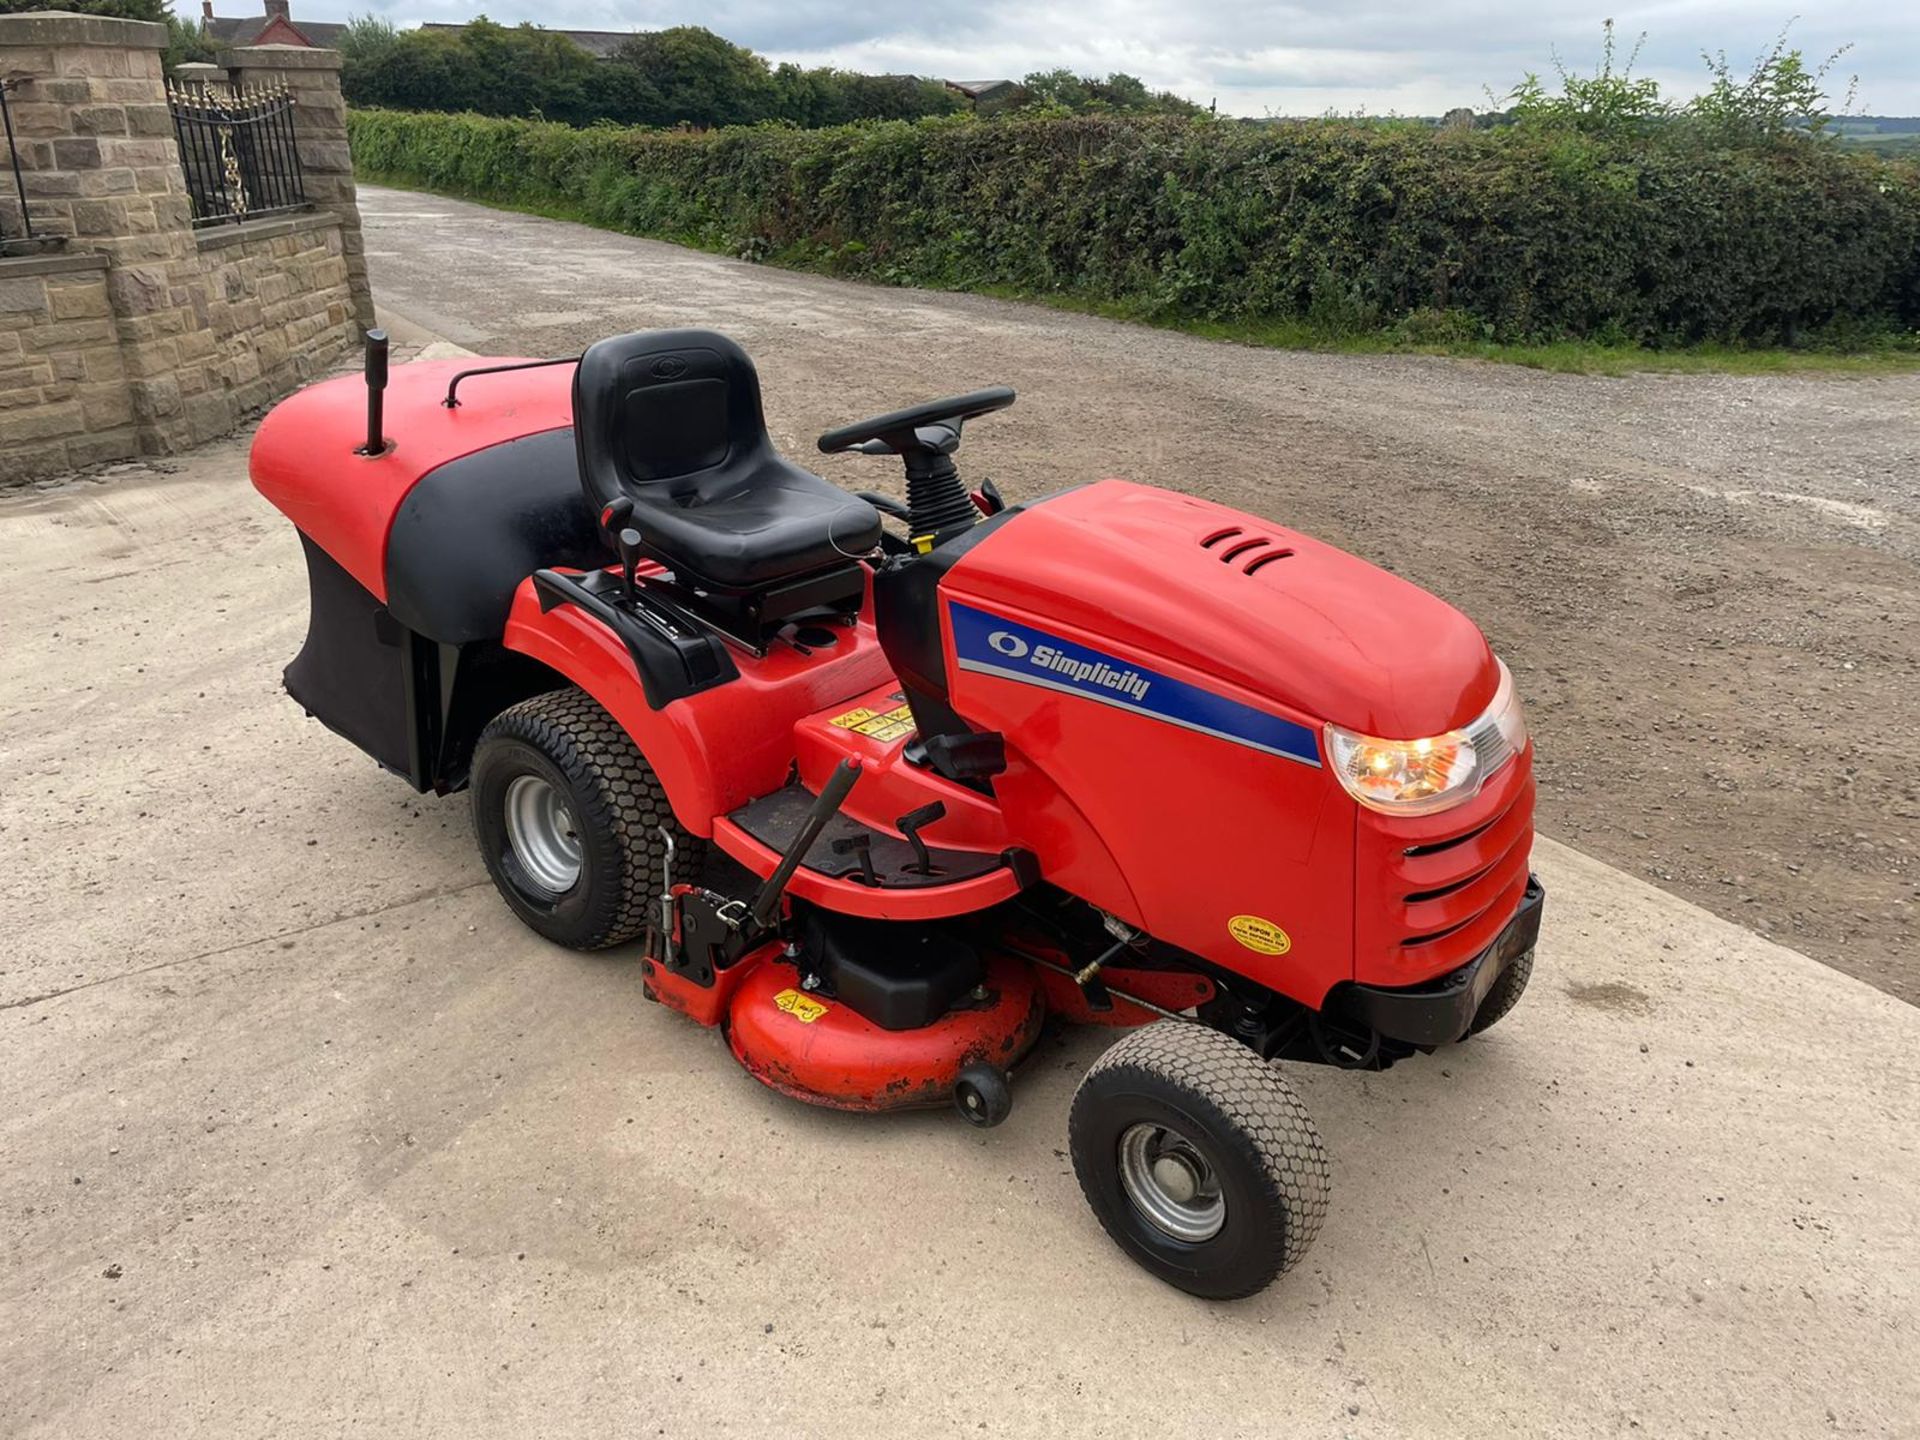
[[1228, 915, 1292, 956], [773, 988, 830, 1023], [827, 702, 917, 744]]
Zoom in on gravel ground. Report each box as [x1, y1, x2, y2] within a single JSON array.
[[358, 186, 1920, 1004]]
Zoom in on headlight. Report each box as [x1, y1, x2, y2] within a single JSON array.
[[1325, 660, 1527, 816]]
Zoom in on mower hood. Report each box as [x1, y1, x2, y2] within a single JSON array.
[[945, 481, 1499, 739]]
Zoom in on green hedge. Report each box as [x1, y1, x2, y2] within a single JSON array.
[[348, 108, 1920, 346]]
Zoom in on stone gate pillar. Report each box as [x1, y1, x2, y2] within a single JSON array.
[[220, 44, 373, 332], [0, 8, 211, 454]]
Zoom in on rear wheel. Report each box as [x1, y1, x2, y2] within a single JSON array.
[[470, 688, 701, 950], [1068, 1022, 1329, 1300]]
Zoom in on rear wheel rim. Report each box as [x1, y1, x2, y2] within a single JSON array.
[[502, 774, 582, 894], [1117, 1121, 1225, 1242]]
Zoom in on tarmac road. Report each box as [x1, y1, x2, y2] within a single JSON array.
[[1, 222, 1916, 1437]]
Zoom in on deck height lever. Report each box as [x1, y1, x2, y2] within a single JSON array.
[[747, 759, 864, 930], [897, 801, 947, 875]]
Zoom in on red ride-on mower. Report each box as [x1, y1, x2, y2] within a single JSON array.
[[252, 328, 1542, 1299]]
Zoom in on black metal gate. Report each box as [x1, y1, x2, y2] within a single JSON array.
[[168, 80, 308, 227], [1, 76, 33, 246]]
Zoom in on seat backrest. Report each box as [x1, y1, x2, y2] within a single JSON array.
[[573, 328, 773, 516]]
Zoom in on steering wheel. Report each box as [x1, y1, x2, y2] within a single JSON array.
[[817, 387, 1016, 457]]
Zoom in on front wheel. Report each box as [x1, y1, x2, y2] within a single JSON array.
[[1068, 1022, 1329, 1300], [470, 688, 701, 950], [1468, 946, 1534, 1036]]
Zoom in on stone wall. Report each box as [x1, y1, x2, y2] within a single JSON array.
[[0, 253, 138, 476], [196, 212, 354, 423], [0, 11, 366, 485]]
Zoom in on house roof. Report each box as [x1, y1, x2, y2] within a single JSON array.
[[946, 79, 1015, 99], [205, 14, 347, 48]]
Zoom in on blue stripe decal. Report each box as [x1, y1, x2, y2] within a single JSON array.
[[949, 601, 1321, 767]]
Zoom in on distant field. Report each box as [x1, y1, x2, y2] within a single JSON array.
[[1832, 116, 1920, 155], [1844, 135, 1920, 156]]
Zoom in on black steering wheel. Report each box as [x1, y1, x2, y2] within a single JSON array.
[[817, 387, 1016, 457]]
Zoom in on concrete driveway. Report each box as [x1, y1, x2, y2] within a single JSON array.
[[2, 360, 1917, 1435]]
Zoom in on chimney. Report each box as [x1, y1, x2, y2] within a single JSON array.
[[265, 0, 290, 19], [201, 0, 213, 19]]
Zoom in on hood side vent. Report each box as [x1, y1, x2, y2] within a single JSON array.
[[1200, 526, 1295, 574], [1244, 548, 1294, 575]]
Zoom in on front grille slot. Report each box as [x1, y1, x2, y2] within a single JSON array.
[[1404, 858, 1499, 906], [1402, 915, 1475, 948], [1404, 815, 1497, 858]]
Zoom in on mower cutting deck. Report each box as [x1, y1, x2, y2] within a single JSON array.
[[251, 327, 1543, 1299]]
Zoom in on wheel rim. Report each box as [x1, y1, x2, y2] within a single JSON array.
[[1117, 1121, 1225, 1243], [502, 774, 582, 894]]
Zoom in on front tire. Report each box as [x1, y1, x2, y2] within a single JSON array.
[[1468, 946, 1534, 1036], [470, 688, 701, 950], [1068, 1022, 1329, 1300]]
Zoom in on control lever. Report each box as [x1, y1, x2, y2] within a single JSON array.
[[747, 759, 863, 930], [657, 828, 677, 940], [896, 801, 947, 875], [616, 526, 644, 602], [830, 832, 878, 885], [599, 495, 635, 539]]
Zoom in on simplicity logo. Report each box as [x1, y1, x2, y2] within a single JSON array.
[[987, 630, 1152, 703]]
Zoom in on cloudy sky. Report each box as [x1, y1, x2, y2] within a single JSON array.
[[285, 0, 1920, 116]]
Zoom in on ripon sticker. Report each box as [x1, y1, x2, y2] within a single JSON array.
[[1228, 915, 1291, 956], [773, 988, 830, 1023]]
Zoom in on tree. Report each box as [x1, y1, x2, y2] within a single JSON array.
[[332, 17, 964, 131], [342, 17, 606, 126], [608, 26, 774, 128], [1006, 69, 1201, 116], [770, 64, 960, 127], [335, 14, 398, 65], [164, 10, 212, 68]]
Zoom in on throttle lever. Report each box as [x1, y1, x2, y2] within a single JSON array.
[[616, 527, 644, 602]]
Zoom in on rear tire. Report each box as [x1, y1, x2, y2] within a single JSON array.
[[470, 688, 702, 950], [1468, 946, 1534, 1036], [1068, 1022, 1329, 1300]]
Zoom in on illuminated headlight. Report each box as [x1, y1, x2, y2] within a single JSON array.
[[1325, 660, 1528, 816]]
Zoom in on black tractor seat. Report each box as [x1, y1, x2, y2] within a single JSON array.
[[573, 329, 881, 594]]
